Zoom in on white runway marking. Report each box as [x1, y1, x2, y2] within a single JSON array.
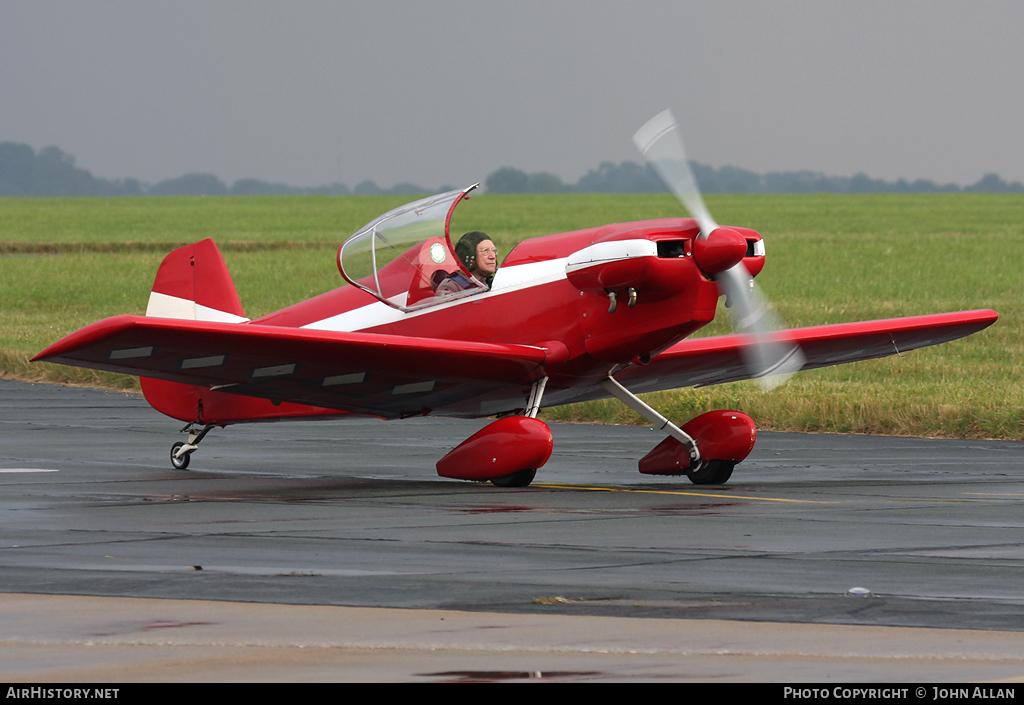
[[0, 468, 59, 473]]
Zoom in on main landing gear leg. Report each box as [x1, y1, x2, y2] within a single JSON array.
[[599, 375, 702, 468], [601, 375, 757, 485], [170, 423, 215, 470], [524, 375, 548, 420]]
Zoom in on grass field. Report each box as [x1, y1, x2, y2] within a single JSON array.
[[2, 193, 1021, 439]]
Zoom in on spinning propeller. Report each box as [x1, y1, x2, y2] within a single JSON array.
[[633, 110, 804, 389]]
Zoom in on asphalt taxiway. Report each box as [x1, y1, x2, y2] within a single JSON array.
[[2, 378, 1024, 681]]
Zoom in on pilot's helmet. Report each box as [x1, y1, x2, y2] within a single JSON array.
[[455, 231, 492, 272]]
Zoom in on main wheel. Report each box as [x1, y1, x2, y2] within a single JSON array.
[[170, 442, 191, 470], [491, 468, 537, 487], [687, 459, 735, 485]]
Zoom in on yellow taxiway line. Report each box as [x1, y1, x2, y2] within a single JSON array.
[[532, 484, 833, 503]]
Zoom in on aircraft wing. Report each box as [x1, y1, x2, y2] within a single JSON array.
[[33, 315, 550, 419], [615, 309, 998, 392]]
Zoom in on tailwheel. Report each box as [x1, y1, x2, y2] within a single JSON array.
[[170, 441, 192, 470], [491, 468, 537, 488], [687, 460, 736, 485], [169, 423, 215, 470]]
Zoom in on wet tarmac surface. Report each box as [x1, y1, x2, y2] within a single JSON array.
[[3, 378, 1024, 681]]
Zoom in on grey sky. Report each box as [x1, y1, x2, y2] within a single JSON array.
[[2, 1, 1021, 189]]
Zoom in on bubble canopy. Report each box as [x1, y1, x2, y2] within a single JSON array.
[[337, 184, 485, 311]]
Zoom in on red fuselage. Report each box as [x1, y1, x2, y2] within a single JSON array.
[[251, 217, 763, 408]]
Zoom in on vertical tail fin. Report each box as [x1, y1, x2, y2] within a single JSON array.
[[145, 239, 248, 323], [142, 239, 246, 423]]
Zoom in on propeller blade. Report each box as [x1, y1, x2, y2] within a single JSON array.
[[632, 109, 717, 238], [634, 110, 804, 389], [717, 264, 805, 390]]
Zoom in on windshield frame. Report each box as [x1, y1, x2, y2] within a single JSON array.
[[337, 184, 482, 311]]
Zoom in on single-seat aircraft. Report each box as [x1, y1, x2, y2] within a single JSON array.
[[34, 112, 998, 487]]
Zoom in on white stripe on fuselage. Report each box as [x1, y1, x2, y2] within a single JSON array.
[[565, 239, 657, 273], [302, 257, 571, 333]]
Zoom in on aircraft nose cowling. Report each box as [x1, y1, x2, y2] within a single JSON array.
[[692, 227, 748, 275]]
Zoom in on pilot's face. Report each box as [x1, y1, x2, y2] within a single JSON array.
[[475, 240, 498, 276]]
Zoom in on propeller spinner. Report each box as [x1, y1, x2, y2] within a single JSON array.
[[633, 110, 804, 389]]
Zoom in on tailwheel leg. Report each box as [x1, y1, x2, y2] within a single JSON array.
[[170, 423, 215, 470]]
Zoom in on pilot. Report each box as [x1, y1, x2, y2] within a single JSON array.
[[436, 231, 498, 294]]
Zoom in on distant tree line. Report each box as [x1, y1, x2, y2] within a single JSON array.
[[486, 161, 1024, 194], [2, 141, 1022, 197], [0, 142, 381, 197], [0, 143, 145, 196]]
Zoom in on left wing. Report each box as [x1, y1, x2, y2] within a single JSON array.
[[615, 309, 998, 392], [33, 315, 550, 420]]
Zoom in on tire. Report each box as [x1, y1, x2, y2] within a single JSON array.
[[170, 442, 191, 470], [687, 459, 735, 485], [491, 468, 537, 487]]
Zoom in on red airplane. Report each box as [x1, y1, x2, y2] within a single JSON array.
[[34, 112, 997, 487]]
